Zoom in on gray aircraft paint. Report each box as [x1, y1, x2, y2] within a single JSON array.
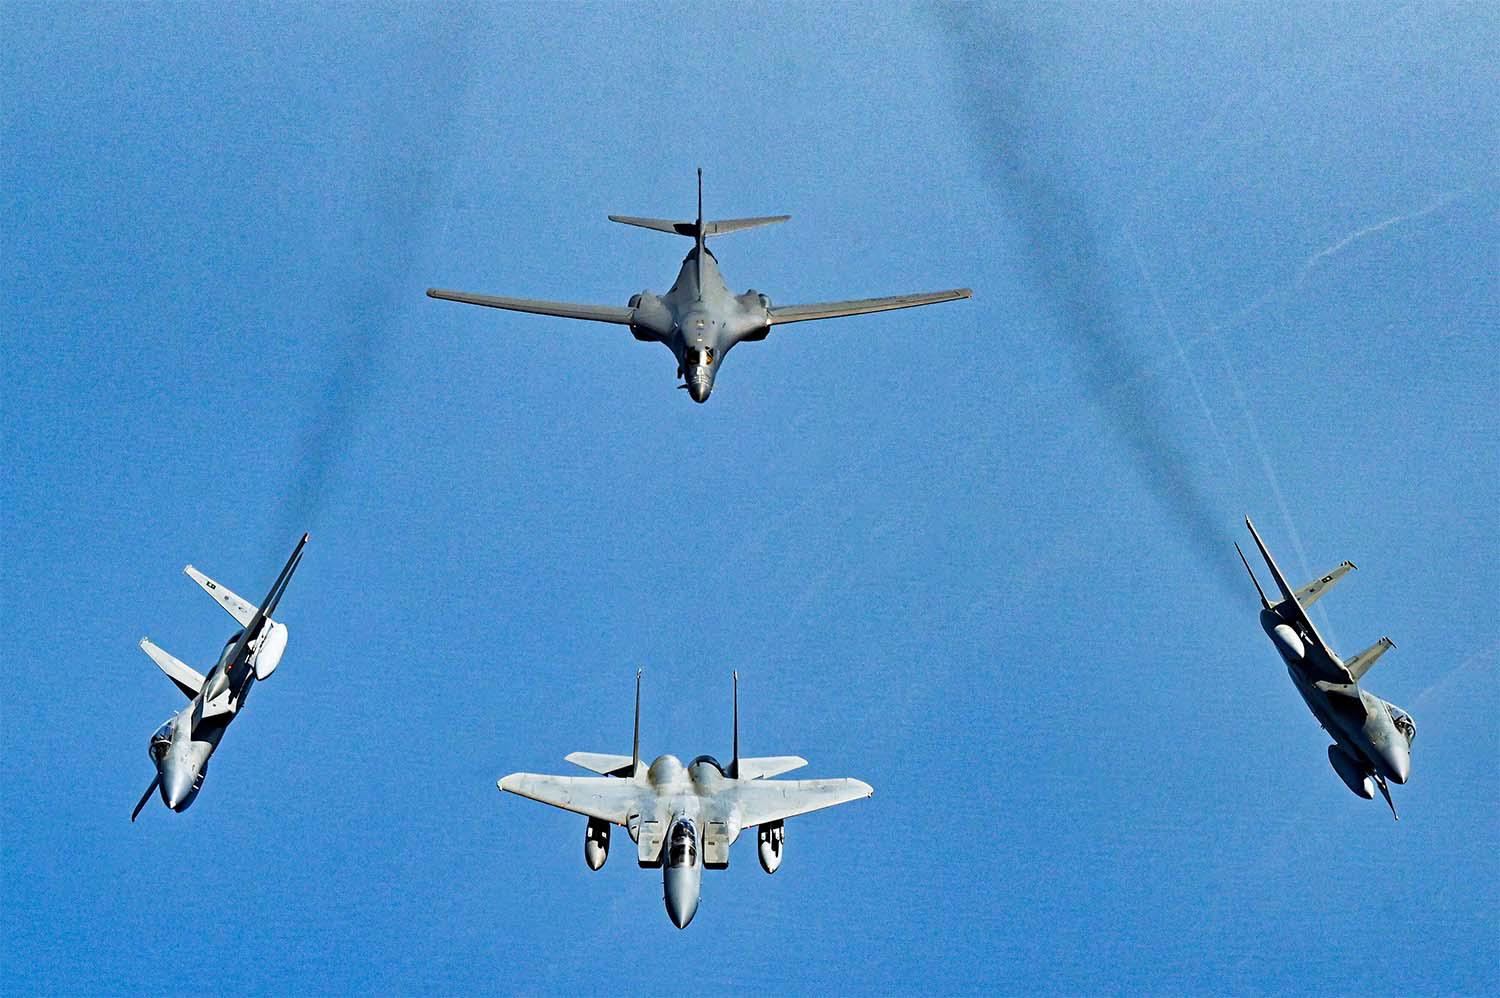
[[1238, 518, 1414, 818], [132, 534, 308, 821], [427, 169, 972, 402], [497, 671, 872, 928]]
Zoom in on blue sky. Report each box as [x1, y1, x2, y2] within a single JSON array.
[[3, 3, 1496, 993]]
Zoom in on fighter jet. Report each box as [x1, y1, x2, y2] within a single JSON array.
[[1238, 518, 1414, 819], [498, 671, 873, 928], [131, 534, 308, 821], [427, 170, 972, 402]]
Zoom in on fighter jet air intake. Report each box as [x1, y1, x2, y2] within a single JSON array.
[[427, 169, 972, 402], [1237, 519, 1414, 819], [497, 671, 873, 928], [131, 534, 309, 821]]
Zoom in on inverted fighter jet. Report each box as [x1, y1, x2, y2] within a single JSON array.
[[1238, 518, 1414, 818], [427, 170, 972, 402], [131, 534, 308, 821], [498, 671, 873, 928]]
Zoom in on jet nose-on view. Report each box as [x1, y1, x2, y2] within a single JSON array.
[[663, 819, 702, 929], [684, 346, 715, 403]]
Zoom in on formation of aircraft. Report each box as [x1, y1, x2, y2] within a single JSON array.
[[1237, 518, 1414, 819], [131, 534, 308, 820], [427, 169, 972, 402], [497, 671, 873, 928], [126, 175, 1425, 933]]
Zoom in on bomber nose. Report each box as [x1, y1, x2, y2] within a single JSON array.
[[688, 380, 712, 403]]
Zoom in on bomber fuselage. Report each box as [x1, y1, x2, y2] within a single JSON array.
[[629, 249, 771, 403]]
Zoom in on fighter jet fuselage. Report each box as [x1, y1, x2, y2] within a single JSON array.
[[1260, 607, 1412, 790], [1238, 519, 1414, 818], [132, 535, 307, 821], [498, 673, 873, 928]]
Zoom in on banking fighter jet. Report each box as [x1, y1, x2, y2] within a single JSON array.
[[132, 534, 308, 820], [1238, 518, 1414, 818], [498, 671, 873, 928], [427, 170, 972, 402]]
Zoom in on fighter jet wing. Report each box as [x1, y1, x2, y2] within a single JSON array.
[[426, 288, 634, 325], [767, 289, 972, 325], [498, 774, 644, 825], [730, 777, 873, 827]]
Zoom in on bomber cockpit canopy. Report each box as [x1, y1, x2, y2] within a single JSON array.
[[668, 819, 698, 868], [1388, 704, 1416, 745], [685, 346, 715, 368]]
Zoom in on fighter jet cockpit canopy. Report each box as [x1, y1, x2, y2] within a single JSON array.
[[1388, 704, 1416, 745], [668, 820, 698, 868], [149, 718, 174, 762]]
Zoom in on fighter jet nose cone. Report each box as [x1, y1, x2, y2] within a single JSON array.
[[689, 381, 711, 403], [1390, 750, 1411, 785], [667, 896, 697, 929], [161, 764, 193, 811], [664, 875, 699, 929]]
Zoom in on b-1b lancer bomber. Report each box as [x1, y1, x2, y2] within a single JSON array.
[[131, 534, 308, 821], [1238, 519, 1414, 819], [498, 671, 873, 928], [427, 170, 972, 402]]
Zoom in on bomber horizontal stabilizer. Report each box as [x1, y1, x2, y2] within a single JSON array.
[[608, 215, 789, 237], [140, 637, 205, 699], [1346, 637, 1395, 681]]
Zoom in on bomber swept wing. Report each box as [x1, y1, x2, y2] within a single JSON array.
[[425, 289, 634, 326], [768, 289, 973, 325]]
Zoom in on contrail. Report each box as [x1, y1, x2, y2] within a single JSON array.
[[1297, 189, 1470, 287], [938, 8, 1240, 594]]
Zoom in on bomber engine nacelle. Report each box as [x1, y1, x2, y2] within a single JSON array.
[[757, 821, 784, 875], [253, 621, 288, 680], [627, 292, 670, 342], [584, 817, 611, 871], [1327, 744, 1375, 799]]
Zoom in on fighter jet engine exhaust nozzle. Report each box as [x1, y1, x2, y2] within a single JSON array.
[[253, 621, 288, 680], [584, 817, 610, 870], [757, 821, 784, 874]]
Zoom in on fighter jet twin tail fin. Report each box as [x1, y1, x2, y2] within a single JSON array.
[[563, 670, 807, 780]]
